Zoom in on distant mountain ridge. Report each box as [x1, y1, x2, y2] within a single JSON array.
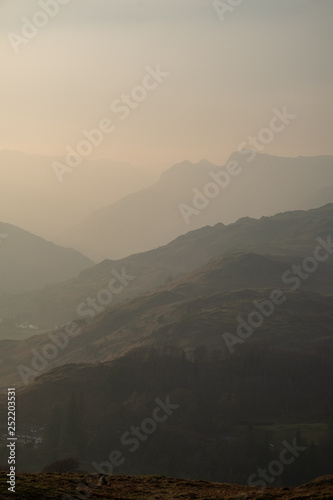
[[55, 152, 333, 261], [0, 149, 155, 241]]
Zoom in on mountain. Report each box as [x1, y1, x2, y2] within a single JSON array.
[[1, 205, 333, 485], [1, 203, 333, 387], [0, 150, 155, 241], [0, 203, 332, 334], [0, 222, 93, 294], [55, 153, 333, 261], [3, 265, 331, 389]]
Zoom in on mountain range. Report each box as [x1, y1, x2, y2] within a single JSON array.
[[0, 203, 332, 335], [0, 203, 332, 388], [0, 202, 332, 486], [0, 150, 155, 241], [55, 152, 333, 261]]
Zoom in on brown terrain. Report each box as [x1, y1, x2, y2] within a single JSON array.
[[1, 473, 333, 499]]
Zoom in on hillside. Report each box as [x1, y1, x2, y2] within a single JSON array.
[[0, 222, 93, 294], [2, 343, 333, 484], [1, 203, 332, 333], [1, 473, 333, 499], [55, 153, 333, 261], [0, 204, 332, 485], [0, 251, 332, 389]]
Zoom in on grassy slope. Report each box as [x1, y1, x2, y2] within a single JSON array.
[[1, 203, 332, 331], [1, 473, 333, 499]]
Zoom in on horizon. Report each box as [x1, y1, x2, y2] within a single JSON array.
[[1, 147, 333, 169]]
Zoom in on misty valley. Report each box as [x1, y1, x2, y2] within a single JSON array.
[[1, 181, 333, 497], [1, 2, 333, 497]]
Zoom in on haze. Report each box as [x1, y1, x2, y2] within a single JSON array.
[[1, 2, 333, 494], [0, 0, 332, 169]]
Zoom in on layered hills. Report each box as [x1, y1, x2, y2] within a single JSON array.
[[56, 153, 333, 260], [1, 203, 332, 333]]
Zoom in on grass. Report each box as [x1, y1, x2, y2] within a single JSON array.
[[1, 473, 333, 499]]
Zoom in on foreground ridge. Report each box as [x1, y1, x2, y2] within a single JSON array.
[[1, 473, 333, 499]]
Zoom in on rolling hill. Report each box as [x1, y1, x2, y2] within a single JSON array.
[[0, 222, 93, 294], [3, 322, 333, 483], [1, 245, 332, 388], [0, 205, 332, 486], [0, 203, 332, 333]]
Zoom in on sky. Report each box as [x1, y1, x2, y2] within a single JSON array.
[[0, 0, 333, 169]]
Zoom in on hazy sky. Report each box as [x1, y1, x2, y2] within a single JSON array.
[[1, 0, 332, 168]]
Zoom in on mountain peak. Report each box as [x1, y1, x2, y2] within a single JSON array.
[[159, 158, 218, 182]]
